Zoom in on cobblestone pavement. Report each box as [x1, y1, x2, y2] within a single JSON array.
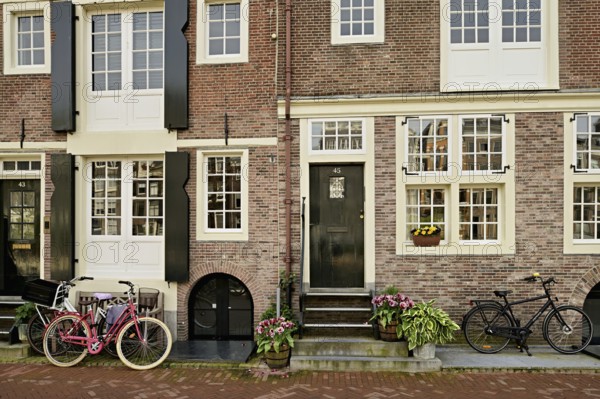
[[0, 363, 598, 399]]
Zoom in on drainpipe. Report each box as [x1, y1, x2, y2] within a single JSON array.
[[284, 0, 293, 308]]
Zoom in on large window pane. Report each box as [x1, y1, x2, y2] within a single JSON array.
[[206, 156, 242, 231]]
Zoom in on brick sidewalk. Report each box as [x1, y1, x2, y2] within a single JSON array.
[[0, 363, 598, 399]]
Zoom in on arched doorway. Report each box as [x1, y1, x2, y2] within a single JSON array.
[[583, 282, 600, 345], [188, 273, 253, 340]]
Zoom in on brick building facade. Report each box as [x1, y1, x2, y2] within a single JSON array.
[[0, 0, 598, 344]]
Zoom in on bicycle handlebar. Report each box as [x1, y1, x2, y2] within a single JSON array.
[[523, 273, 556, 287]]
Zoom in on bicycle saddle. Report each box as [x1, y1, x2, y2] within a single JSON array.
[[494, 290, 512, 297]]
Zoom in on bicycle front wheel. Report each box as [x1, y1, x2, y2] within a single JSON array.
[[463, 304, 513, 354], [43, 315, 89, 367], [544, 305, 593, 354], [27, 309, 54, 355], [116, 317, 172, 370]]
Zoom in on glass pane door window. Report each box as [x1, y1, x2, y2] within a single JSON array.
[[9, 191, 36, 241], [90, 160, 164, 237], [91, 11, 164, 91]]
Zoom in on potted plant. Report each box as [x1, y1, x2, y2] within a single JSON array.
[[369, 286, 414, 342], [399, 299, 460, 359], [410, 225, 442, 247], [255, 316, 296, 369], [14, 302, 37, 342]]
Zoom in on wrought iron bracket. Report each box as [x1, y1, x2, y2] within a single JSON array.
[[491, 114, 510, 123], [402, 166, 419, 176], [570, 164, 588, 173], [570, 112, 588, 123], [492, 165, 511, 174]]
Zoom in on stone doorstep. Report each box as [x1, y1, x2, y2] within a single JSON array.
[[290, 355, 442, 372], [0, 342, 31, 359], [293, 337, 409, 357], [290, 337, 441, 372]]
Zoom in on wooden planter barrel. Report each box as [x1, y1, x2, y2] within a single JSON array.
[[378, 320, 400, 342], [264, 345, 291, 369]]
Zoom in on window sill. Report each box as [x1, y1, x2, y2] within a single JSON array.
[[399, 241, 514, 256]]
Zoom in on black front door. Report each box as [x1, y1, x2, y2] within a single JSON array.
[[189, 274, 253, 340], [309, 165, 364, 288], [0, 179, 41, 295]]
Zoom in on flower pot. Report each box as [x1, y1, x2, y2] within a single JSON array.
[[264, 345, 291, 369], [412, 342, 436, 359], [378, 320, 400, 342], [18, 324, 28, 342], [412, 235, 441, 247]]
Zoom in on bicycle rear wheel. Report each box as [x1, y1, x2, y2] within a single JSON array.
[[116, 317, 172, 370], [463, 304, 513, 354], [43, 315, 89, 367], [27, 309, 54, 355], [544, 305, 593, 354]]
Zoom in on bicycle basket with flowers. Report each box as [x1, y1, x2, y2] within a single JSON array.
[[255, 317, 296, 354]]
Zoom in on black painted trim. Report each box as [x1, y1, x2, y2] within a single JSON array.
[[51, 2, 76, 133], [165, 152, 190, 282], [50, 154, 75, 280], [164, 0, 189, 130]]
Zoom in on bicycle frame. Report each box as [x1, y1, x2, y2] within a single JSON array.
[[58, 296, 139, 355]]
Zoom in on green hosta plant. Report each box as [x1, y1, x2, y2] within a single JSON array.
[[399, 299, 460, 351]]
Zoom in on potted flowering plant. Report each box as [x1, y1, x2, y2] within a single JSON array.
[[255, 317, 296, 369], [369, 287, 414, 341], [410, 225, 442, 247]]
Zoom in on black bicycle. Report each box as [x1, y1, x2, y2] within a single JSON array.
[[462, 274, 593, 356]]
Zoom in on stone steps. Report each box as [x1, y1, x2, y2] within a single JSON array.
[[290, 337, 441, 372]]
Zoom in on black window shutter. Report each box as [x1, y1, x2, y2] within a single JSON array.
[[165, 152, 189, 282], [164, 0, 189, 130], [50, 154, 75, 280], [51, 1, 76, 133]]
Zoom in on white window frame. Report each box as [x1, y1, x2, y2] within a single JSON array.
[[572, 185, 600, 243], [83, 157, 165, 279], [2, 1, 51, 75], [564, 113, 600, 254], [196, 0, 249, 64], [406, 186, 448, 244], [196, 149, 249, 241], [331, 0, 385, 45], [81, 2, 165, 132], [397, 114, 515, 255], [572, 114, 600, 173], [458, 185, 501, 244], [440, 0, 559, 91], [308, 118, 367, 155], [459, 115, 507, 174], [404, 116, 451, 174]]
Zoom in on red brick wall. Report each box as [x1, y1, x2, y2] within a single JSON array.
[[368, 112, 597, 324], [559, 0, 600, 89], [289, 0, 440, 97]]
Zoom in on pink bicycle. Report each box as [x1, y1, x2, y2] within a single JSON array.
[[43, 280, 172, 370]]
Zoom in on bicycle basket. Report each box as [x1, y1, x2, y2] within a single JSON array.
[[22, 279, 60, 307], [137, 287, 159, 313]]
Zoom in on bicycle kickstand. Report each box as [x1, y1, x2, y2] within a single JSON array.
[[517, 341, 532, 356]]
